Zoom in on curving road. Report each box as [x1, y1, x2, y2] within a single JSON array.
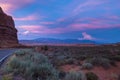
[[0, 49, 18, 65], [0, 49, 18, 79]]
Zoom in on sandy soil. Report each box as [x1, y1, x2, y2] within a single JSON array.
[[59, 62, 120, 80]]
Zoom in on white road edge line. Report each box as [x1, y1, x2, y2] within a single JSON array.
[[0, 51, 14, 66]]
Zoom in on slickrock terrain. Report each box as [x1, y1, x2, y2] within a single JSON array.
[[0, 7, 18, 47]]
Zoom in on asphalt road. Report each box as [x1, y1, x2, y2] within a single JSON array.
[[0, 49, 17, 60], [0, 49, 18, 79]]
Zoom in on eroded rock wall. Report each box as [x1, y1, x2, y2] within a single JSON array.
[[0, 7, 18, 47]]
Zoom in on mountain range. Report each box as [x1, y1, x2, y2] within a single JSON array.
[[19, 38, 100, 45]]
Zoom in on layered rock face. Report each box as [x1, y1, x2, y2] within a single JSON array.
[[0, 7, 18, 47]]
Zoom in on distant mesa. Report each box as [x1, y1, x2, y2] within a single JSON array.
[[0, 7, 18, 47]]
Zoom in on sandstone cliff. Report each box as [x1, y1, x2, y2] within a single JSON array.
[[0, 7, 18, 47]]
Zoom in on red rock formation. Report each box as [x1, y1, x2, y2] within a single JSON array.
[[0, 7, 18, 47]]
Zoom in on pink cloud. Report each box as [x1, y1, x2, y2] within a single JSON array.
[[17, 15, 120, 35], [18, 25, 63, 34], [78, 32, 96, 40], [69, 16, 120, 31], [0, 0, 34, 14], [71, 23, 89, 30], [107, 15, 120, 20], [70, 23, 119, 30], [40, 22, 55, 25], [14, 14, 38, 21], [18, 21, 120, 35], [70, 19, 120, 30], [0, 3, 14, 14], [18, 25, 42, 31]]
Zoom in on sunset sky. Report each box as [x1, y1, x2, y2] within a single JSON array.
[[0, 0, 120, 43]]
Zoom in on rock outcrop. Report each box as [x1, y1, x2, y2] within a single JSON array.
[[0, 7, 18, 47]]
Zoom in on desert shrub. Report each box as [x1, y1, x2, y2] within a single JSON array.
[[4, 66, 13, 73], [53, 57, 75, 66], [74, 55, 86, 60], [8, 57, 21, 70], [56, 55, 67, 60], [53, 59, 66, 66], [65, 58, 75, 65], [41, 45, 48, 51], [86, 72, 99, 80], [112, 55, 120, 61], [85, 57, 111, 69], [5, 50, 59, 80], [53, 55, 67, 66], [14, 50, 48, 64], [22, 54, 33, 61], [25, 63, 59, 80], [81, 63, 93, 70], [59, 70, 66, 79], [65, 71, 87, 80], [14, 50, 25, 56], [100, 58, 111, 69], [110, 73, 119, 80], [110, 60, 117, 67], [18, 61, 31, 74], [14, 49, 33, 56], [6, 58, 30, 74], [31, 53, 49, 64], [2, 74, 13, 80]]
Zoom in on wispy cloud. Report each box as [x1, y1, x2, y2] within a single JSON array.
[[56, 16, 120, 31], [18, 15, 120, 35], [0, 0, 34, 14], [18, 25, 63, 34], [70, 22, 120, 30], [18, 22, 120, 36], [0, 3, 14, 14], [39, 22, 54, 25], [73, 0, 107, 15], [14, 14, 38, 21]]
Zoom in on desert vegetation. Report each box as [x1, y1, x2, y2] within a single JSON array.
[[35, 44, 120, 80], [0, 44, 120, 80], [1, 49, 59, 80]]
